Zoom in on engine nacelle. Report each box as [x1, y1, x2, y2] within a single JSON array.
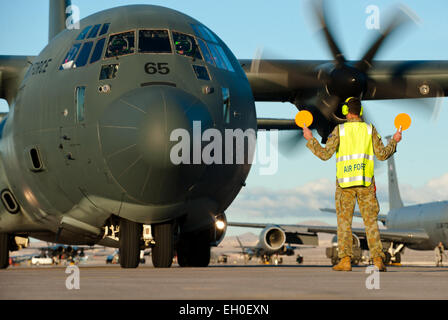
[[259, 225, 286, 253]]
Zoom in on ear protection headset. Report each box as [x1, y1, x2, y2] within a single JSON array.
[[342, 97, 363, 116]]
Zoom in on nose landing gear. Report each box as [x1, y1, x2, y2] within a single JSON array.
[[151, 222, 174, 268]]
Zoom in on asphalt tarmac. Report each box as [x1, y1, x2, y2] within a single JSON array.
[[1, 264, 447, 300]]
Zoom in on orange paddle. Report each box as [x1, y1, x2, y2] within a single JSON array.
[[394, 113, 411, 132], [295, 110, 313, 128]]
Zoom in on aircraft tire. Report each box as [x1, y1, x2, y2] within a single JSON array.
[[190, 231, 210, 267], [177, 229, 211, 267], [0, 233, 9, 269], [176, 235, 191, 267], [119, 219, 141, 268], [152, 223, 174, 268]]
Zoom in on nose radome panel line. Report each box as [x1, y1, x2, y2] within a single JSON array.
[[105, 143, 137, 159], [140, 167, 152, 196], [117, 155, 143, 179], [119, 98, 147, 114]]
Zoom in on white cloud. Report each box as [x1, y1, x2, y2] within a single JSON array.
[[227, 178, 336, 220], [393, 173, 448, 204], [227, 173, 448, 223]]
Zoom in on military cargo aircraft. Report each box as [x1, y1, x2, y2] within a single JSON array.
[[1, 0, 447, 269]]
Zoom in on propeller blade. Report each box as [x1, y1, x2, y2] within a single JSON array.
[[356, 5, 420, 72], [311, 0, 345, 66], [317, 94, 341, 121]]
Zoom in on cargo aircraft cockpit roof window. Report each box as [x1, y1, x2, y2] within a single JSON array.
[[172, 32, 202, 60], [87, 24, 101, 39], [99, 23, 110, 36], [138, 30, 172, 53], [76, 26, 92, 40], [105, 31, 135, 58]]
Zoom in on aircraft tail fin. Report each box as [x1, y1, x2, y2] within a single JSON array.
[[386, 137, 404, 211], [49, 0, 72, 42], [236, 236, 246, 254]]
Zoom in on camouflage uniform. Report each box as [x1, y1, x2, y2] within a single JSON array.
[[306, 119, 397, 260]]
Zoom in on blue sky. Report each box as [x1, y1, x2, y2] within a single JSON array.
[[1, 1, 447, 236]]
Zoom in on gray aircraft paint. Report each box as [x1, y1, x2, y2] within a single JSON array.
[[386, 155, 448, 249]]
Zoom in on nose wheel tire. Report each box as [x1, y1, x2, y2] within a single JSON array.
[[119, 219, 142, 268], [152, 223, 174, 268], [177, 229, 211, 267], [0, 233, 9, 269]]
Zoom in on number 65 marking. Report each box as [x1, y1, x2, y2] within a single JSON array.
[[144, 62, 170, 75]]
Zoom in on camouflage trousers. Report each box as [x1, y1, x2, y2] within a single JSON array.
[[335, 180, 385, 260]]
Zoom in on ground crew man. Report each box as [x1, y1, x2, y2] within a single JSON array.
[[303, 97, 402, 272], [435, 242, 447, 267]]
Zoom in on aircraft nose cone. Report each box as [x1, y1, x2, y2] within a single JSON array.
[[99, 86, 213, 204]]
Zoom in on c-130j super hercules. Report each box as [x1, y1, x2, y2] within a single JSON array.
[[0, 0, 447, 268]]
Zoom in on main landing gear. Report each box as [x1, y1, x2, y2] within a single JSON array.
[[118, 219, 176, 268], [117, 217, 217, 269]]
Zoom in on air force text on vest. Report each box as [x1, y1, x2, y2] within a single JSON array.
[[344, 163, 367, 173], [170, 121, 278, 175]]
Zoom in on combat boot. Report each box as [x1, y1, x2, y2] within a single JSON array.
[[332, 256, 352, 271], [373, 257, 387, 272]]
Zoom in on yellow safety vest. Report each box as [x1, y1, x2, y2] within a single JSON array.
[[336, 122, 374, 188]]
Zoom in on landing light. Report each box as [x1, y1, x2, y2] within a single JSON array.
[[216, 220, 226, 230]]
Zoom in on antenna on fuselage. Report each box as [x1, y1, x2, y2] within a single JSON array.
[[386, 136, 404, 211], [49, 0, 72, 42]]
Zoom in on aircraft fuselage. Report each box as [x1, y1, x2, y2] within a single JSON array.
[[0, 5, 256, 244], [387, 202, 448, 249]]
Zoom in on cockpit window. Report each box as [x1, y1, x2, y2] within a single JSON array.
[[191, 24, 234, 72], [59, 43, 81, 70], [105, 31, 135, 58], [99, 23, 110, 36], [90, 38, 106, 64], [75, 41, 94, 67], [76, 26, 92, 40], [207, 43, 227, 70], [197, 39, 215, 66], [138, 30, 172, 53], [214, 45, 234, 72], [87, 24, 101, 39], [173, 32, 202, 60], [191, 24, 218, 43]]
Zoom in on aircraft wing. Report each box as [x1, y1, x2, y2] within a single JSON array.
[[0, 55, 33, 105], [239, 59, 448, 103], [228, 222, 430, 246]]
